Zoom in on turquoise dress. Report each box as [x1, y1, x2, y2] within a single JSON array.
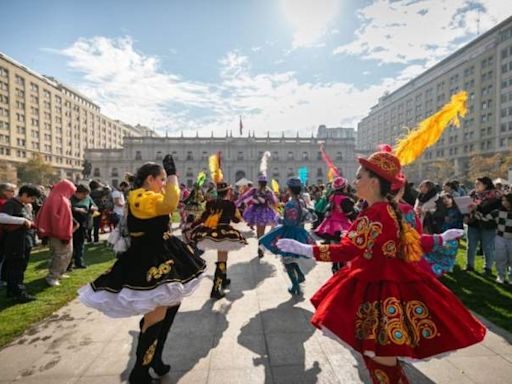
[[259, 197, 316, 263]]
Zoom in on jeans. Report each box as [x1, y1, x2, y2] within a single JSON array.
[[72, 226, 86, 267], [495, 236, 512, 280], [466, 226, 496, 270]]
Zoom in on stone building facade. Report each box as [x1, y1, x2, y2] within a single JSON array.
[[85, 128, 357, 188], [0, 52, 155, 181], [357, 15, 512, 182]]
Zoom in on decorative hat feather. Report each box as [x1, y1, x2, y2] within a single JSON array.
[[259, 151, 271, 177], [208, 152, 223, 184], [394, 91, 467, 166]]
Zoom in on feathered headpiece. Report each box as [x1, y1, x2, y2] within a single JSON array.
[[208, 152, 223, 184], [394, 91, 467, 166], [298, 166, 309, 186], [320, 144, 341, 181], [271, 179, 280, 194], [259, 151, 271, 177], [195, 171, 207, 187]]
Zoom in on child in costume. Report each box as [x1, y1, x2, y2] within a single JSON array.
[[236, 152, 278, 258], [277, 151, 486, 384], [78, 156, 206, 384], [190, 153, 247, 299], [180, 172, 206, 244], [314, 176, 357, 273], [259, 177, 316, 295]]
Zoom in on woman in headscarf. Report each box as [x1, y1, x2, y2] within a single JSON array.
[[35, 179, 76, 287]]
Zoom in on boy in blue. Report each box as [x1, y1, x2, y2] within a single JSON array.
[[1, 184, 41, 302], [259, 177, 316, 295]]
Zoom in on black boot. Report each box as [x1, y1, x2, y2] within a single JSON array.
[[151, 305, 180, 376], [129, 321, 162, 384], [257, 248, 264, 258], [210, 262, 225, 299], [218, 261, 230, 288]]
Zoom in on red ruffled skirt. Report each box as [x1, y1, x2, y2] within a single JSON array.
[[310, 266, 486, 359]]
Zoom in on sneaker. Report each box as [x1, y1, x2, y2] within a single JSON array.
[[46, 278, 60, 287], [61, 274, 71, 279], [496, 276, 505, 284], [15, 291, 36, 303]]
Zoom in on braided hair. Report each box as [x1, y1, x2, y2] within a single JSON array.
[[367, 169, 407, 260]]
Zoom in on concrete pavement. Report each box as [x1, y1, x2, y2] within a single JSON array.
[[1, 225, 512, 383]]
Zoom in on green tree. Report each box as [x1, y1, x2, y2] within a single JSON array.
[[17, 154, 58, 185]]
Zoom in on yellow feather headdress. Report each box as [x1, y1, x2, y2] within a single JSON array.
[[208, 152, 224, 184], [271, 179, 280, 194], [394, 91, 468, 166]]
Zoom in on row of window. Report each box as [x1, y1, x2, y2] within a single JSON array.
[[134, 150, 344, 161]]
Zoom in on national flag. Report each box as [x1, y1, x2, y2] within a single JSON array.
[[239, 115, 243, 135]]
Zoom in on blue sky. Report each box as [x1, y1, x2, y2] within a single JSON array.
[[0, 0, 509, 136]]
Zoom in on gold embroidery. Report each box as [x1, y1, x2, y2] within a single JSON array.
[[382, 240, 397, 258], [355, 297, 438, 347], [347, 217, 383, 260], [142, 340, 157, 366], [371, 154, 399, 174], [146, 260, 174, 282], [373, 369, 390, 384], [318, 244, 331, 261], [163, 230, 173, 240]]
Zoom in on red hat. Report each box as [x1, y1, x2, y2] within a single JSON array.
[[358, 151, 404, 188], [332, 176, 347, 190]]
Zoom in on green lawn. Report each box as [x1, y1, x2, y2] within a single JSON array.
[[441, 242, 512, 333], [0, 242, 116, 348]]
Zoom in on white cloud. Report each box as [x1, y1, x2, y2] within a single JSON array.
[[281, 0, 339, 49], [333, 0, 510, 64], [57, 36, 425, 138]]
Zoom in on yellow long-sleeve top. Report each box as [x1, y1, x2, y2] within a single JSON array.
[[128, 183, 180, 219]]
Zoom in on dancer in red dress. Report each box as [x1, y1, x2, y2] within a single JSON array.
[[278, 151, 486, 384]]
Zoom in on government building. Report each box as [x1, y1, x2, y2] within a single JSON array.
[[85, 126, 357, 188], [0, 52, 155, 181], [357, 15, 512, 182]]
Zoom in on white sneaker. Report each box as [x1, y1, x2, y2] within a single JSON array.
[[496, 276, 504, 284], [46, 278, 60, 287], [61, 274, 71, 279]]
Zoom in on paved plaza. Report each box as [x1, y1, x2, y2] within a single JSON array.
[[1, 226, 512, 384]]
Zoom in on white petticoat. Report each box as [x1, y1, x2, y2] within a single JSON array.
[[77, 275, 203, 318]]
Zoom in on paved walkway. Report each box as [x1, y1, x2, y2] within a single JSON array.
[[1, 225, 512, 383]]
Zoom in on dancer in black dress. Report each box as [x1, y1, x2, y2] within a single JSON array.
[[79, 155, 206, 383]]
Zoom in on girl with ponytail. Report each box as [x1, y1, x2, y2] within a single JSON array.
[[277, 150, 486, 384]]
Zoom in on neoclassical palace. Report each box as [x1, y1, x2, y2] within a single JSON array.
[[85, 127, 357, 188]]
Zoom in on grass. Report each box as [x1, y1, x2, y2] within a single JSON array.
[[440, 242, 512, 333], [0, 242, 116, 348]]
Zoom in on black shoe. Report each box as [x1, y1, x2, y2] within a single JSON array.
[[8, 291, 36, 303], [258, 249, 264, 258], [464, 266, 474, 272], [484, 268, 493, 277]]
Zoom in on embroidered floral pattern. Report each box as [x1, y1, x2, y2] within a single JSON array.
[[373, 369, 390, 384], [347, 217, 383, 259], [146, 260, 174, 282], [355, 297, 438, 347], [382, 240, 397, 258], [318, 244, 331, 261], [142, 340, 157, 366]]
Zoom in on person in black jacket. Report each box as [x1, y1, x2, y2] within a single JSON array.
[[466, 176, 501, 275], [0, 185, 41, 302]]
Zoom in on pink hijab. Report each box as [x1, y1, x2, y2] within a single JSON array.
[[35, 179, 76, 241]]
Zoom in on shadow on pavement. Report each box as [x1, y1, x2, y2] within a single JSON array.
[[237, 296, 321, 383]]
